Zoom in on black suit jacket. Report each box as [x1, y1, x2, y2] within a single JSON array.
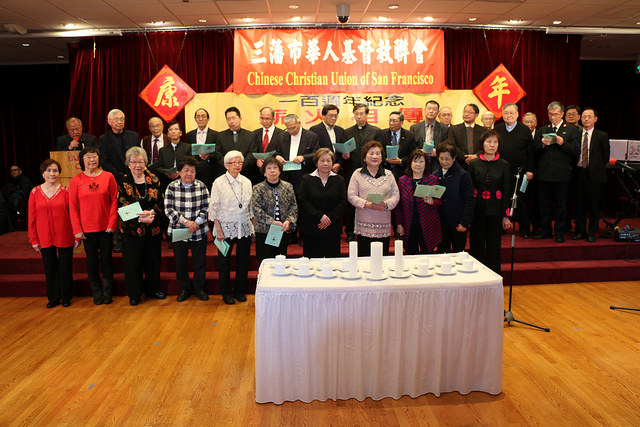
[[410, 120, 449, 146], [380, 128, 418, 178], [447, 123, 487, 168], [185, 128, 218, 188], [141, 134, 168, 163], [253, 126, 285, 153], [269, 128, 320, 188], [342, 123, 383, 174], [98, 129, 139, 180], [55, 133, 97, 151], [580, 128, 610, 184], [185, 127, 217, 145], [214, 128, 259, 176], [533, 121, 580, 183], [309, 123, 345, 152]]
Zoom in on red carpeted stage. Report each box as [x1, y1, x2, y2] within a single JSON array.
[[1, 221, 639, 297]]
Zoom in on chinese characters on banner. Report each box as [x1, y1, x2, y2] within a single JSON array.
[[473, 64, 526, 120], [139, 65, 196, 122], [234, 29, 445, 94]]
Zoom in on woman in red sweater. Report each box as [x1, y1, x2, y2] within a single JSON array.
[[69, 147, 118, 305], [28, 159, 78, 308]]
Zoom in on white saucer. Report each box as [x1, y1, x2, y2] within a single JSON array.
[[389, 269, 411, 278], [316, 271, 337, 279], [366, 272, 388, 281], [457, 267, 478, 273], [436, 269, 456, 276], [272, 267, 291, 276], [340, 272, 363, 280], [388, 265, 410, 273], [412, 266, 433, 277], [293, 267, 315, 277]]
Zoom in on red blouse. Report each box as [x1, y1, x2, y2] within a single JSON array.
[[28, 185, 75, 248], [69, 171, 118, 234]]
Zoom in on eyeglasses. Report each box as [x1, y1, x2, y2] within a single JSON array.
[[83, 155, 99, 160], [226, 161, 243, 165], [129, 161, 145, 166]]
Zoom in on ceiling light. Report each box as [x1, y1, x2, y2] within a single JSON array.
[[553, 20, 562, 25], [58, 55, 64, 59], [199, 19, 207, 23], [22, 43, 30, 47], [241, 17, 255, 22], [150, 21, 165, 26], [423, 16, 434, 22], [468, 17, 477, 22], [291, 16, 302, 21], [508, 19, 522, 24], [289, 4, 299, 9], [63, 23, 76, 29], [378, 16, 389, 21], [388, 4, 399, 9]]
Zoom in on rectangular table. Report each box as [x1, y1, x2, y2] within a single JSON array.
[[255, 254, 503, 404]]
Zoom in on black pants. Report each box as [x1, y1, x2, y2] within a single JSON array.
[[538, 181, 569, 237], [173, 236, 207, 292], [470, 214, 502, 274], [40, 245, 73, 303], [255, 232, 289, 266], [217, 236, 251, 297], [574, 168, 603, 236], [303, 234, 341, 258], [439, 225, 468, 253], [406, 221, 430, 255], [357, 235, 390, 257], [122, 233, 162, 299], [83, 231, 114, 284]]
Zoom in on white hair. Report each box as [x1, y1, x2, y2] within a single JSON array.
[[108, 109, 124, 120], [224, 150, 244, 164]]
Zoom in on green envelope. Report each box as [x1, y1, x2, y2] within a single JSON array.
[[191, 143, 216, 155], [366, 189, 391, 204], [214, 238, 230, 256], [171, 228, 193, 243], [386, 145, 399, 159], [423, 142, 435, 153], [252, 150, 277, 160], [414, 184, 446, 199], [283, 161, 302, 171], [118, 201, 142, 222], [333, 137, 356, 153], [265, 224, 284, 247]]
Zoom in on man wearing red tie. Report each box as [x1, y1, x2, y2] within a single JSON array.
[[253, 106, 285, 169], [140, 117, 166, 164]]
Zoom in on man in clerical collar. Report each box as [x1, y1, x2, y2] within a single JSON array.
[[214, 106, 259, 183]]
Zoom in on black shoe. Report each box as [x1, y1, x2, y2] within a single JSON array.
[[62, 301, 70, 307], [46, 301, 59, 309], [147, 290, 167, 299], [234, 293, 247, 302], [113, 243, 122, 253], [346, 233, 356, 242], [177, 290, 191, 302], [194, 289, 209, 301], [533, 233, 552, 239], [572, 233, 586, 240], [129, 298, 139, 306], [93, 296, 103, 305], [587, 234, 596, 242], [555, 235, 565, 243], [222, 294, 235, 305], [521, 233, 530, 239]]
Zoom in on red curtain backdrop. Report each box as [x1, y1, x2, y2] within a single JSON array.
[[66, 30, 234, 140], [443, 28, 582, 127]]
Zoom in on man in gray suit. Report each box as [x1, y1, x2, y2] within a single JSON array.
[[410, 100, 449, 173], [447, 103, 487, 169], [55, 117, 97, 151]]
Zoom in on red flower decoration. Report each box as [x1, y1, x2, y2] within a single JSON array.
[[496, 190, 502, 199], [474, 189, 478, 197], [482, 191, 491, 200]]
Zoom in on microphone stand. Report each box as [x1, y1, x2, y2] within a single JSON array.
[[504, 168, 550, 332]]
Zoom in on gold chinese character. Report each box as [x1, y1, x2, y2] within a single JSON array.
[[154, 76, 179, 108], [487, 75, 510, 109]]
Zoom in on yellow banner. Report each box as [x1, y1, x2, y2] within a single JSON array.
[[184, 90, 488, 133]]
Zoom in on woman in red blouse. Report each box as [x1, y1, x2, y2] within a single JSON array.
[[69, 147, 118, 305], [28, 159, 78, 308]]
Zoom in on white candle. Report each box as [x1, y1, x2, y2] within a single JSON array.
[[394, 239, 404, 272], [349, 241, 358, 274], [370, 241, 383, 279]]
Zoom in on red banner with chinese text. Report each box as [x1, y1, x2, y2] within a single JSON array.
[[234, 29, 444, 95], [473, 64, 526, 120], [139, 65, 196, 122]]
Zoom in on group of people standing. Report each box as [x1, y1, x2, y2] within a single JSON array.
[[27, 99, 609, 308]]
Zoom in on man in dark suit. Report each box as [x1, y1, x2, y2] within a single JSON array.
[[410, 100, 449, 174], [533, 101, 580, 243], [269, 114, 320, 190], [140, 117, 166, 164], [253, 106, 285, 170], [381, 111, 418, 181], [438, 106, 453, 129], [447, 103, 487, 169], [309, 104, 344, 173], [185, 108, 217, 188], [342, 103, 383, 241], [495, 103, 535, 238], [98, 109, 139, 182], [149, 121, 192, 187], [215, 107, 260, 183], [572, 108, 609, 242], [55, 117, 97, 151]]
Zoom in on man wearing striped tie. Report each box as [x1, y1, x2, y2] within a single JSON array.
[[446, 103, 487, 169]]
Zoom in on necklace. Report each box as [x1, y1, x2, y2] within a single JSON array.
[[225, 175, 243, 209]]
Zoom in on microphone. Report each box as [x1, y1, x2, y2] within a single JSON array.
[[609, 158, 637, 173]]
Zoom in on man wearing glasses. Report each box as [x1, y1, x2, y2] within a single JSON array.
[[310, 104, 344, 174], [253, 106, 285, 169]]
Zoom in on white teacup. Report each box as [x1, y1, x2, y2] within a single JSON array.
[[462, 259, 474, 271], [275, 255, 286, 263], [440, 261, 453, 274], [298, 263, 310, 275], [274, 262, 286, 275], [321, 264, 333, 277], [440, 255, 451, 265], [417, 260, 430, 275], [458, 252, 469, 260]]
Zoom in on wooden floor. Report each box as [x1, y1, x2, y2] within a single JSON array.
[[1, 281, 640, 426]]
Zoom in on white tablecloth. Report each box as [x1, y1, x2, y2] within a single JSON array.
[[255, 254, 503, 404]]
